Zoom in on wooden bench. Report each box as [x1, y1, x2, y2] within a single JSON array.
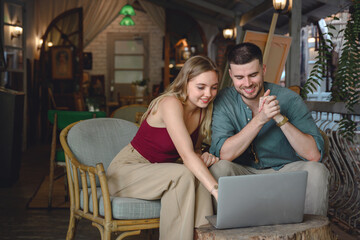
[[195, 214, 337, 240]]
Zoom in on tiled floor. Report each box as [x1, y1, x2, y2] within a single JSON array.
[[0, 144, 104, 239], [0, 143, 358, 239]]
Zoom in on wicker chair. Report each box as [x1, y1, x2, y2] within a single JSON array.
[[110, 104, 148, 125], [60, 118, 160, 240], [47, 110, 106, 209]]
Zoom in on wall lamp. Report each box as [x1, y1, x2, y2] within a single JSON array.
[[36, 38, 43, 50], [11, 26, 23, 40], [223, 28, 236, 39], [11, 19, 23, 40]]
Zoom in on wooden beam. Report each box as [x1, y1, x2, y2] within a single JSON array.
[[305, 101, 360, 114], [244, 19, 273, 32], [285, 0, 302, 87], [239, 0, 273, 27], [263, 13, 278, 65], [316, 0, 351, 6], [183, 0, 235, 18], [235, 16, 243, 44], [147, 0, 231, 27]]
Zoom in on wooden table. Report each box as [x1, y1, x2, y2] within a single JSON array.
[[119, 96, 150, 105], [195, 214, 337, 240]]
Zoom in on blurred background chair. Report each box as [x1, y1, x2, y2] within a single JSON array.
[[288, 85, 301, 95], [47, 110, 106, 209], [48, 87, 70, 111], [73, 92, 86, 111], [110, 104, 148, 125], [60, 118, 160, 240]]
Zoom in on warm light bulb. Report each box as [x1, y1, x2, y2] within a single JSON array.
[[273, 0, 287, 11], [14, 26, 23, 35], [308, 38, 316, 43], [36, 38, 44, 50], [223, 29, 234, 39], [47, 42, 53, 47], [10, 25, 23, 39]]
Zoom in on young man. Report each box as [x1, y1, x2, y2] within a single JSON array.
[[209, 42, 329, 216]]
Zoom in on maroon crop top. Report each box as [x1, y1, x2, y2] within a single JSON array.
[[131, 111, 202, 163]]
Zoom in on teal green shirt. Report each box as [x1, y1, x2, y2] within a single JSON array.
[[210, 82, 324, 170]]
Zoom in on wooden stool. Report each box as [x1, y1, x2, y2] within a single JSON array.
[[195, 214, 337, 240]]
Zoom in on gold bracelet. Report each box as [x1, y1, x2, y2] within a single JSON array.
[[276, 116, 289, 127], [210, 184, 218, 195]]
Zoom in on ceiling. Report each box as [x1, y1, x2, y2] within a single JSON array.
[[145, 0, 352, 34]]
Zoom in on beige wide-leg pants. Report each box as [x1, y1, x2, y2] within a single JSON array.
[[106, 144, 213, 240], [210, 160, 330, 216]]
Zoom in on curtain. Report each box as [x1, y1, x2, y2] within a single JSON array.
[[198, 20, 219, 60], [33, 0, 126, 47], [138, 0, 165, 34], [82, 0, 125, 46]]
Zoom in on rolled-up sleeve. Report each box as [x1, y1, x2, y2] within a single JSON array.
[[282, 91, 325, 161]]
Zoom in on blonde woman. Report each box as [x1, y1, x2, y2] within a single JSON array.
[[107, 55, 220, 240]]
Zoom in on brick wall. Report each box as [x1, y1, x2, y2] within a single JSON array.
[[84, 10, 164, 97]]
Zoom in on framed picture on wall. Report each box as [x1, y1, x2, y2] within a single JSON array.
[[175, 45, 191, 65], [90, 75, 105, 97], [51, 46, 73, 79]]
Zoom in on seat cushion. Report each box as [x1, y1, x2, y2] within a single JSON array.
[[80, 188, 161, 219]]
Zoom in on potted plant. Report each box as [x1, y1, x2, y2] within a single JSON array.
[[301, 1, 360, 140], [132, 78, 149, 100]]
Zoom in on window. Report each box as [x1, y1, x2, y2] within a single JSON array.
[[114, 39, 144, 84], [107, 33, 149, 101]]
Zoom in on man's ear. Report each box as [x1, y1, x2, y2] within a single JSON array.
[[262, 64, 267, 76], [228, 67, 233, 78]]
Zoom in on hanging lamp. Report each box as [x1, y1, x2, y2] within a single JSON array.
[[272, 0, 292, 13], [119, 4, 136, 16], [119, 3, 136, 26], [120, 16, 135, 26]]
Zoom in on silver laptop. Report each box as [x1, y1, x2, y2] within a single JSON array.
[[206, 171, 308, 229]]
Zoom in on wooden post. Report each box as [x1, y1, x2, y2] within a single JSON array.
[[285, 0, 302, 87], [163, 31, 170, 88], [263, 12, 279, 66]]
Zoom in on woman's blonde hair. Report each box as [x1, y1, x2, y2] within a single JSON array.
[[141, 55, 220, 142]]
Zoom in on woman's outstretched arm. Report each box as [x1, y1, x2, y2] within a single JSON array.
[[159, 96, 218, 199]]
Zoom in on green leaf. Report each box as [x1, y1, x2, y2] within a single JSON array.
[[310, 82, 317, 90], [328, 25, 336, 30]]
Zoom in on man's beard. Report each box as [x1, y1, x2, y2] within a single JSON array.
[[238, 81, 264, 101]]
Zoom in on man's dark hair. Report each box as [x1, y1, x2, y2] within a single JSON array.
[[227, 42, 263, 65]]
